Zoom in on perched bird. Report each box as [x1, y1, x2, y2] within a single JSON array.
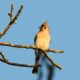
[[32, 21, 51, 74]]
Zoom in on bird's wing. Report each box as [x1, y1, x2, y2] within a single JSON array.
[[34, 34, 38, 56], [34, 34, 37, 45]]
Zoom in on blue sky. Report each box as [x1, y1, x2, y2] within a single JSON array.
[[0, 0, 80, 80]]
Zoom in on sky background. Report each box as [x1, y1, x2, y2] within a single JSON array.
[[0, 0, 80, 80]]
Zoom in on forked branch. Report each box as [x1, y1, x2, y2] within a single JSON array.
[[0, 51, 40, 67], [0, 4, 24, 38], [0, 42, 64, 69], [8, 3, 14, 21]]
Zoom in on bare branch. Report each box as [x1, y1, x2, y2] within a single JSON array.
[[43, 51, 62, 70], [47, 48, 64, 53], [0, 42, 63, 69], [8, 3, 14, 21], [0, 4, 24, 38], [0, 58, 40, 67], [0, 51, 8, 61], [0, 42, 64, 54], [0, 51, 40, 68]]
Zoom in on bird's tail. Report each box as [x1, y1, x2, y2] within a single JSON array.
[[32, 51, 41, 74], [32, 64, 38, 73]]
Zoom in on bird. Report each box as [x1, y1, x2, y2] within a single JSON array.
[[32, 21, 51, 74]]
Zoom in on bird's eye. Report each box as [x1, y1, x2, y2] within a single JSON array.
[[44, 26, 46, 29]]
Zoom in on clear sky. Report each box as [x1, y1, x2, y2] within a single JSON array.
[[0, 0, 80, 80]]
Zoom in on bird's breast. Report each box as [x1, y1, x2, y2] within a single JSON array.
[[35, 32, 50, 50]]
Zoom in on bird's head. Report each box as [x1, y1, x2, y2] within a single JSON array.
[[39, 21, 50, 32]]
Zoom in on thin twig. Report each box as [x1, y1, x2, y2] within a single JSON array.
[[47, 48, 64, 53], [0, 51, 8, 61], [0, 42, 64, 54], [0, 51, 40, 67], [8, 3, 14, 21], [0, 5, 24, 38], [43, 51, 62, 70], [0, 58, 40, 67]]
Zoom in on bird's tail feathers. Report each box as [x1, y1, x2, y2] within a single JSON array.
[[32, 50, 42, 74]]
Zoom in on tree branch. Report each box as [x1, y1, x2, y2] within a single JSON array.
[[0, 58, 41, 67], [0, 4, 24, 38], [0, 42, 63, 70], [0, 51, 40, 68], [43, 51, 62, 70], [8, 3, 14, 21], [0, 42, 64, 54], [47, 48, 64, 54], [0, 51, 8, 61]]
